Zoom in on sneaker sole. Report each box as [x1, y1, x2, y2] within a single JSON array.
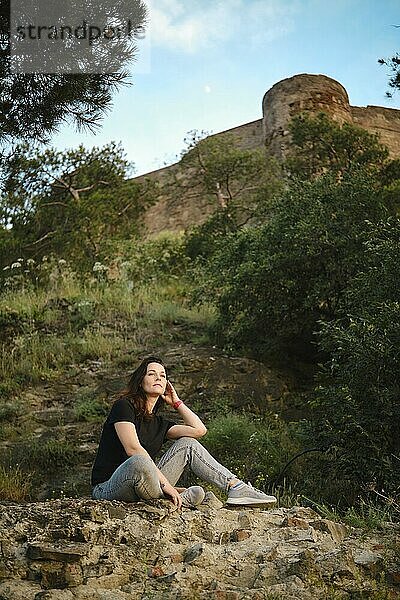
[[226, 497, 277, 506]]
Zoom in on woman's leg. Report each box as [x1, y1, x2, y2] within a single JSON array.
[[157, 437, 237, 492], [92, 455, 163, 502]]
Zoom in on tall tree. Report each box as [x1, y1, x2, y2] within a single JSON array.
[[314, 218, 400, 497], [188, 116, 396, 358], [178, 130, 280, 215], [178, 130, 282, 261]]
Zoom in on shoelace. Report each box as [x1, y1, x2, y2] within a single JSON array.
[[246, 482, 269, 495]]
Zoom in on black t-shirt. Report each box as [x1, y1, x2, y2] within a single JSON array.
[[91, 397, 176, 486]]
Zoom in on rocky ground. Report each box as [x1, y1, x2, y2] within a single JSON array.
[[0, 498, 399, 600]]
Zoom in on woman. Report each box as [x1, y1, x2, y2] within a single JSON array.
[[91, 356, 277, 509]]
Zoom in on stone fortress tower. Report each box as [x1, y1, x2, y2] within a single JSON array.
[[262, 74, 400, 159], [138, 73, 400, 235], [263, 74, 352, 159]]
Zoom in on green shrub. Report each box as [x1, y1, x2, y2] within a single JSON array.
[[0, 402, 22, 423], [184, 209, 239, 262], [191, 169, 389, 360], [203, 412, 299, 489], [112, 232, 190, 285], [74, 396, 109, 422], [313, 218, 400, 497], [0, 307, 29, 341], [67, 299, 97, 330]]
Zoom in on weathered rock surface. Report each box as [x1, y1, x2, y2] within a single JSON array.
[[0, 499, 399, 600]]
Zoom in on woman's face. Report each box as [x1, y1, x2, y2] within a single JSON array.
[[142, 362, 167, 398]]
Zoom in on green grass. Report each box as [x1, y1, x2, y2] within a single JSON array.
[[0, 276, 213, 395], [303, 496, 397, 530], [16, 437, 79, 474]]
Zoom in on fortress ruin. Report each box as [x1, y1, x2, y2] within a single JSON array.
[[137, 73, 400, 235]]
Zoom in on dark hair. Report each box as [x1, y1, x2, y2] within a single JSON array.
[[118, 356, 167, 419]]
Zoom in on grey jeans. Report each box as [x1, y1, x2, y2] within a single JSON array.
[[92, 436, 236, 502]]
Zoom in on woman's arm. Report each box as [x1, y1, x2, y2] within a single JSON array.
[[114, 421, 182, 507], [114, 421, 148, 457], [162, 382, 207, 440]]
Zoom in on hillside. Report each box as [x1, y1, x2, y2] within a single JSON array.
[[0, 273, 399, 599]]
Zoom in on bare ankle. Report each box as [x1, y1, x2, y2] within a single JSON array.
[[228, 479, 241, 488]]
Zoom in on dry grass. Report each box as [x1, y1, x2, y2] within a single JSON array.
[[0, 465, 32, 501]]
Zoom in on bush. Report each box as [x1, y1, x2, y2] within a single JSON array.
[[203, 412, 299, 489], [193, 169, 388, 359], [313, 218, 400, 496], [112, 232, 190, 286], [0, 402, 22, 423], [0, 307, 29, 340], [74, 396, 109, 422]]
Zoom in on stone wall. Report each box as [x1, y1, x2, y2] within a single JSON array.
[[351, 104, 400, 158], [216, 119, 264, 151], [136, 162, 215, 237]]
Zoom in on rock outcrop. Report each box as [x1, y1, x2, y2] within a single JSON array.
[[1, 499, 399, 599]]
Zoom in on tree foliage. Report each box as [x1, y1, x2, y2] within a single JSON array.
[[0, 142, 156, 270], [180, 130, 282, 261], [193, 169, 389, 358], [286, 112, 388, 180], [314, 218, 400, 496], [0, 0, 147, 143], [378, 52, 400, 98], [179, 130, 280, 211], [185, 113, 400, 498]]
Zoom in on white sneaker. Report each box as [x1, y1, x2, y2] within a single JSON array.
[[180, 485, 205, 508], [226, 482, 277, 507]]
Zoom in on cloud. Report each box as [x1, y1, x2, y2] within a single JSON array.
[[247, 1, 297, 43], [149, 0, 298, 53]]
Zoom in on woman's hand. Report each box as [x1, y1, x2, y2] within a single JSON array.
[[161, 481, 182, 508], [161, 380, 180, 407]]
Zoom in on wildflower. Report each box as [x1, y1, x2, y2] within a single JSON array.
[[11, 262, 22, 269], [93, 262, 108, 273], [58, 259, 67, 266], [26, 259, 36, 266], [2, 265, 10, 271]]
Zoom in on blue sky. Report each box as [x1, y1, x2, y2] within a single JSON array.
[[51, 0, 400, 176]]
